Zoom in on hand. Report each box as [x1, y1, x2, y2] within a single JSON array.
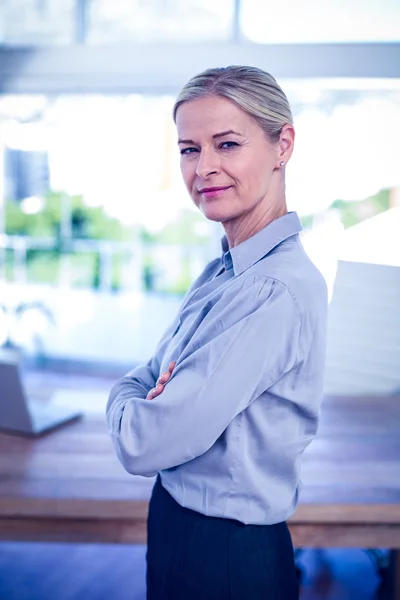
[[146, 362, 176, 401]]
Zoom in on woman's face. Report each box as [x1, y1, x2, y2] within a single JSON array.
[[176, 95, 285, 224]]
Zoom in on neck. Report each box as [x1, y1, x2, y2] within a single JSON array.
[[223, 197, 288, 248]]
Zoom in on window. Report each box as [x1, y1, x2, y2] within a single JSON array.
[[0, 94, 212, 366], [0, 0, 75, 45], [241, 0, 400, 43], [1, 80, 399, 370], [88, 0, 234, 43]]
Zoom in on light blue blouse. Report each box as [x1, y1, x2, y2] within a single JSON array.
[[106, 212, 328, 525]]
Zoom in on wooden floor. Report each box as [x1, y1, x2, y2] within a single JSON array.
[[0, 542, 386, 600]]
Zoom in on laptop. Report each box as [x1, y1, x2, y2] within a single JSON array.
[[0, 354, 82, 436]]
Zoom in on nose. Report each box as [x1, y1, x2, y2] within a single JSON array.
[[195, 148, 220, 179]]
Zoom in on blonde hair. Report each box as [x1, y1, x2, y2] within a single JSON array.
[[173, 65, 293, 142]]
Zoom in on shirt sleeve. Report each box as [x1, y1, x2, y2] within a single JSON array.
[[105, 260, 221, 433], [105, 311, 183, 440], [106, 276, 302, 477]]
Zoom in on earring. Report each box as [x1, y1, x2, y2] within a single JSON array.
[[280, 161, 285, 166]]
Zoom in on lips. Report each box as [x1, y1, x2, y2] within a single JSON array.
[[198, 186, 231, 193], [197, 185, 232, 200]]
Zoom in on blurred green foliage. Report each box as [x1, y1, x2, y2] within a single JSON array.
[[331, 189, 390, 228], [5, 192, 130, 241], [5, 193, 210, 293], [6, 193, 209, 245], [300, 188, 390, 230], [5, 191, 131, 241], [299, 214, 314, 230]]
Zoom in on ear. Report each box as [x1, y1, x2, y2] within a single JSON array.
[[277, 123, 295, 166]]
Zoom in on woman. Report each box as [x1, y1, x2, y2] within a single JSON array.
[[107, 65, 328, 600]]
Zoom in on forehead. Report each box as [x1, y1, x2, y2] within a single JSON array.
[[175, 95, 256, 137]]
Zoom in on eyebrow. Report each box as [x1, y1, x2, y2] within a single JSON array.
[[177, 130, 244, 145]]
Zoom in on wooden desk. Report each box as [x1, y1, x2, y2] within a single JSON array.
[[1, 395, 400, 596]]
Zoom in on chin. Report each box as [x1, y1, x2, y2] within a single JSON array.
[[201, 204, 243, 224], [200, 208, 231, 223]]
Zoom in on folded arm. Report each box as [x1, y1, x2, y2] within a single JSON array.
[[106, 277, 301, 477]]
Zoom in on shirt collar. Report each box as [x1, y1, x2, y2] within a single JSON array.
[[220, 212, 303, 276]]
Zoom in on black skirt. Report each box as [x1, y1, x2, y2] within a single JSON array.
[[146, 476, 299, 600]]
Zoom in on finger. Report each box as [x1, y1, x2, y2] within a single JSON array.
[[157, 371, 171, 385], [168, 361, 176, 373], [153, 383, 165, 397], [147, 383, 164, 400]]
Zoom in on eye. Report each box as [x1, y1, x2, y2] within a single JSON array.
[[180, 147, 198, 155], [219, 141, 239, 150]]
